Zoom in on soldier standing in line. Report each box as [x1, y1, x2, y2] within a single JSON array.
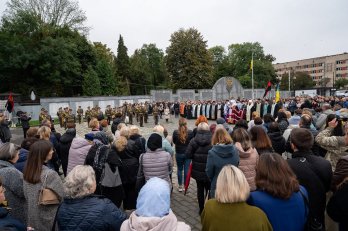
[[85, 106, 91, 125], [158, 102, 164, 119], [105, 105, 112, 125], [67, 108, 76, 124], [127, 103, 133, 125], [77, 106, 83, 124], [138, 104, 145, 127], [135, 104, 139, 123], [144, 102, 148, 124], [153, 104, 159, 125], [44, 110, 53, 123], [57, 107, 64, 128], [39, 108, 46, 123], [63, 107, 69, 129]]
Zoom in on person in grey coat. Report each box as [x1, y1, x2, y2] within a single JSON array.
[[141, 133, 173, 185], [23, 140, 64, 231], [0, 143, 26, 224], [316, 103, 334, 131]]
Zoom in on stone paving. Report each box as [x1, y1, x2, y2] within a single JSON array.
[[11, 115, 214, 230], [55, 115, 204, 230]]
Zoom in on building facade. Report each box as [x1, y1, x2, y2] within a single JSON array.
[[273, 53, 348, 88]]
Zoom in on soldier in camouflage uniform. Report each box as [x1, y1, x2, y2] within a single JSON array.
[[138, 104, 144, 127], [77, 106, 83, 124], [63, 107, 69, 129], [85, 106, 92, 125], [105, 105, 112, 125], [126, 103, 133, 125], [153, 104, 159, 125], [57, 107, 64, 128], [135, 104, 139, 122], [39, 108, 46, 124], [144, 102, 149, 123], [67, 108, 76, 125]]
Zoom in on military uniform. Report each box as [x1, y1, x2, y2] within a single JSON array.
[[67, 110, 76, 125], [77, 107, 83, 124], [144, 103, 149, 123], [138, 105, 144, 127], [105, 106, 112, 125], [39, 108, 46, 123], [85, 107, 92, 125], [57, 108, 64, 128], [63, 108, 69, 129], [153, 105, 159, 125], [127, 105, 133, 125]]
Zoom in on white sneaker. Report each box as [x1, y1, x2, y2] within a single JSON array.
[[178, 186, 183, 192]]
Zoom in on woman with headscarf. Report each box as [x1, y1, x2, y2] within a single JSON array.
[[121, 177, 190, 231], [85, 132, 124, 207]]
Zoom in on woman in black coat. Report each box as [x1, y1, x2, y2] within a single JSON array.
[[186, 122, 212, 214], [267, 122, 286, 155], [59, 126, 76, 176], [85, 132, 124, 208]]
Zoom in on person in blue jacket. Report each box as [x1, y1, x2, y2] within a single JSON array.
[[248, 153, 307, 231], [56, 165, 127, 231], [206, 125, 239, 198]]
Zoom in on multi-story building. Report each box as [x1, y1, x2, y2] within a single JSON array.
[[273, 53, 348, 88]]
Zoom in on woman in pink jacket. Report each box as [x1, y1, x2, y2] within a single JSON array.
[[232, 128, 259, 191], [67, 135, 93, 175]]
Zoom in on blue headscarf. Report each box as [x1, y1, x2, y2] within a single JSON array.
[[136, 177, 170, 217]]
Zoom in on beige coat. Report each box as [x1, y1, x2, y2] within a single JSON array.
[[315, 127, 348, 171], [235, 142, 259, 191], [121, 210, 191, 231]]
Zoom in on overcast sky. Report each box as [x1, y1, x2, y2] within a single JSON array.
[[1, 0, 347, 63]]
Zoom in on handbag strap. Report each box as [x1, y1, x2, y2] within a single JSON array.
[[41, 170, 49, 190], [51, 203, 62, 231]]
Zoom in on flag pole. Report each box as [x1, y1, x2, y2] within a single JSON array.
[[252, 52, 254, 99]]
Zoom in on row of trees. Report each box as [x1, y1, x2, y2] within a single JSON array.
[[0, 0, 318, 98]]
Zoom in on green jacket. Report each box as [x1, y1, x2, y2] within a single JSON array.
[[201, 200, 273, 231]]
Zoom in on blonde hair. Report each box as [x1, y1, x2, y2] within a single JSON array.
[[197, 122, 209, 131], [153, 125, 164, 135], [113, 136, 127, 152], [120, 126, 130, 139], [129, 125, 140, 136], [89, 118, 99, 130], [251, 111, 259, 119], [37, 126, 51, 140], [117, 123, 126, 131], [285, 111, 291, 119], [302, 109, 313, 118], [212, 125, 232, 145], [215, 165, 250, 203]]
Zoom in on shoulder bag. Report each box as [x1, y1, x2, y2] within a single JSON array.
[[38, 171, 60, 205]]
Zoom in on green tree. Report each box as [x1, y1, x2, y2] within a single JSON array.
[[318, 77, 331, 87], [93, 42, 118, 95], [209, 46, 232, 81], [227, 42, 276, 88], [82, 66, 101, 96], [293, 72, 315, 90], [5, 0, 88, 33], [335, 78, 348, 89], [116, 35, 131, 95], [239, 74, 252, 88], [166, 28, 213, 89]]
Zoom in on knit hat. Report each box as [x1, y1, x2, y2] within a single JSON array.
[[84, 133, 95, 141], [216, 117, 226, 125], [147, 133, 162, 151]]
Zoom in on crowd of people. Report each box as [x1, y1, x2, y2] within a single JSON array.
[[0, 94, 348, 230]]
